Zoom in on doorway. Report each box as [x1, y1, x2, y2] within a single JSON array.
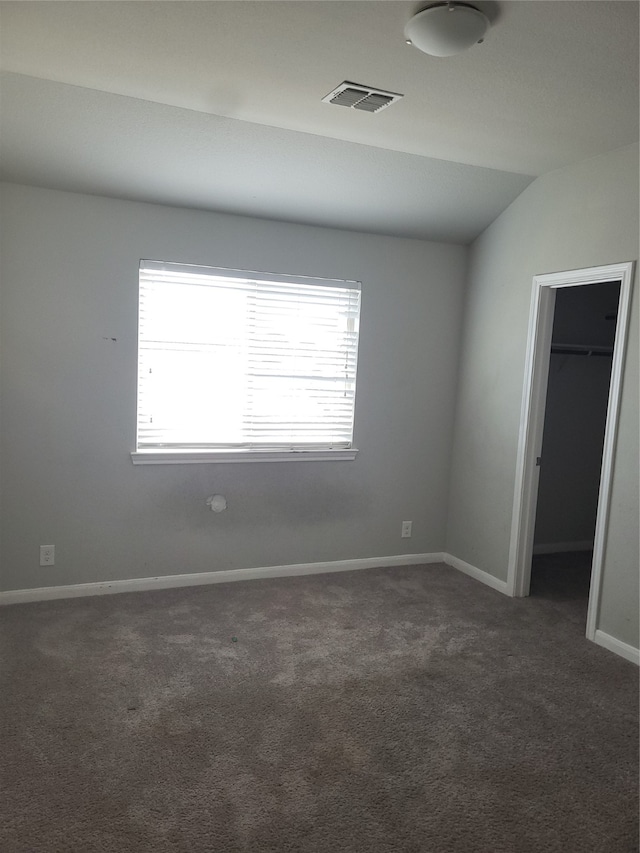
[[507, 262, 634, 642], [530, 281, 620, 623]]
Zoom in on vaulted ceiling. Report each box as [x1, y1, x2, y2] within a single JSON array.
[[1, 1, 638, 243]]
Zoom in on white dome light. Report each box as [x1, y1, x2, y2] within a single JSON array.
[[405, 2, 490, 58]]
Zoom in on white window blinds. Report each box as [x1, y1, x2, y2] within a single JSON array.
[[137, 261, 361, 452]]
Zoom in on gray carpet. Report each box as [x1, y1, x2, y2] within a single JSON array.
[[530, 549, 593, 610], [1, 562, 637, 853]]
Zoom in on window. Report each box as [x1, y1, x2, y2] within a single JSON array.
[[132, 260, 361, 464]]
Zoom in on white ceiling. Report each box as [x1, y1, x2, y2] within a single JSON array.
[[0, 1, 638, 243]]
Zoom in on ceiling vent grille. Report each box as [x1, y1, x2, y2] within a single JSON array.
[[322, 82, 403, 113]]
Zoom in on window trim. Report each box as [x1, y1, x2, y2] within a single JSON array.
[[130, 448, 359, 465]]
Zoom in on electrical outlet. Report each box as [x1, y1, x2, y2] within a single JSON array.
[[401, 521, 412, 539], [39, 545, 55, 566]]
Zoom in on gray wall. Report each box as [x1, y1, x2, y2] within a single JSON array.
[[0, 183, 467, 592], [447, 144, 639, 649]]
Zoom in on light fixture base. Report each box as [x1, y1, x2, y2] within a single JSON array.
[[404, 2, 490, 58]]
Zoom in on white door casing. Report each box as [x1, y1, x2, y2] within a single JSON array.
[[507, 262, 634, 643]]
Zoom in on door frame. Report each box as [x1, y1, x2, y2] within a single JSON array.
[[506, 261, 634, 642]]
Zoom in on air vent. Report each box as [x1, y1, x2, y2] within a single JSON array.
[[322, 82, 403, 113]]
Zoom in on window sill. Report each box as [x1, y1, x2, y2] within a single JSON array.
[[130, 448, 359, 465]]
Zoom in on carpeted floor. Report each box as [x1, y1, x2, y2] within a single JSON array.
[[1, 562, 637, 853], [530, 549, 594, 613]]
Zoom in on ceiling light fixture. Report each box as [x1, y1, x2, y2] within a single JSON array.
[[404, 2, 490, 57]]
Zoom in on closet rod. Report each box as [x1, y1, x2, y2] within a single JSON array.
[[551, 343, 613, 357]]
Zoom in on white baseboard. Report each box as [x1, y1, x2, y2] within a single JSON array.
[[443, 553, 509, 594], [533, 540, 593, 555], [0, 552, 446, 606], [593, 629, 640, 665]]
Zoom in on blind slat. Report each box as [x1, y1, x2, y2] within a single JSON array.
[[137, 261, 361, 450]]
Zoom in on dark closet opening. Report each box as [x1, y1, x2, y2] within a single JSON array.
[[530, 281, 621, 624]]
